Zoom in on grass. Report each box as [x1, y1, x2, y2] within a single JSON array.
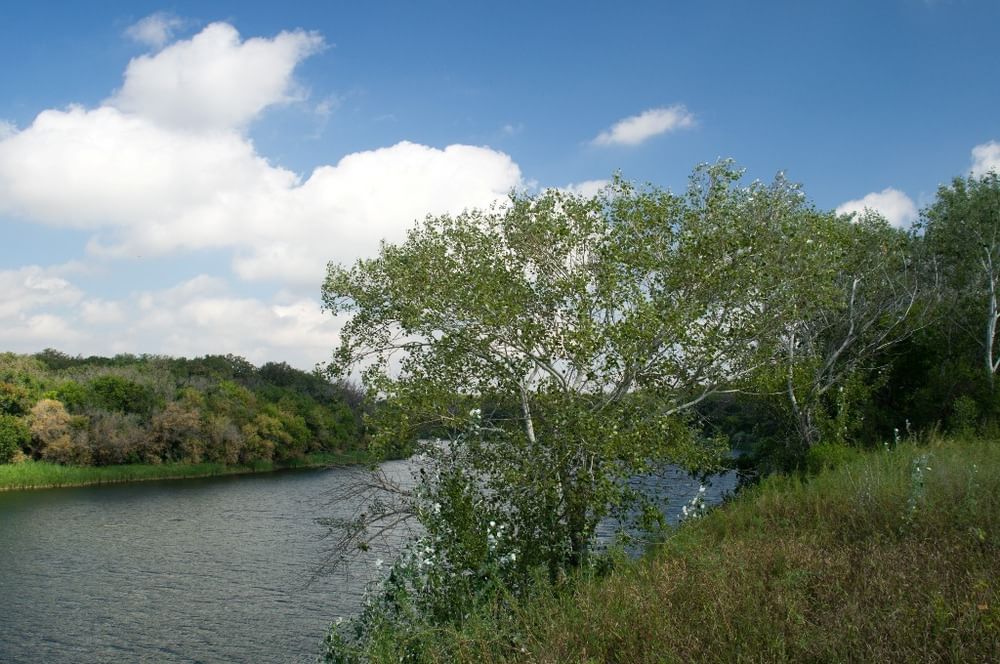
[[368, 434, 1000, 663], [0, 448, 371, 491]]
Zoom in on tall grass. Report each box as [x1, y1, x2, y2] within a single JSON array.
[[361, 434, 999, 662], [0, 449, 370, 491]]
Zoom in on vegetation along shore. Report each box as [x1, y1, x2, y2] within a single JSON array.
[[0, 350, 368, 490]]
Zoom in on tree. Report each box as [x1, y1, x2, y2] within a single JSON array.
[[921, 172, 1000, 389], [320, 162, 815, 631], [753, 209, 925, 451]]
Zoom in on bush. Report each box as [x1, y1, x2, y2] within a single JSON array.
[[41, 433, 92, 465], [88, 411, 148, 465], [0, 382, 32, 415], [0, 414, 30, 464], [29, 399, 73, 458], [86, 375, 158, 416]]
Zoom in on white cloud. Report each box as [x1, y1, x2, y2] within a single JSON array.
[[0, 105, 297, 231], [80, 299, 126, 325], [835, 187, 918, 228], [112, 22, 324, 131], [0, 120, 16, 140], [971, 140, 1000, 177], [0, 266, 85, 350], [592, 105, 695, 147], [561, 179, 609, 198], [0, 21, 527, 366], [124, 12, 187, 49], [0, 266, 83, 318], [126, 277, 343, 367], [0, 22, 522, 289]]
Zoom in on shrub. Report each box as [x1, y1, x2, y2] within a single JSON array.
[[0, 414, 30, 464], [86, 375, 157, 416], [41, 433, 92, 465], [151, 402, 205, 462], [87, 411, 148, 465], [29, 399, 73, 458], [0, 382, 32, 415]]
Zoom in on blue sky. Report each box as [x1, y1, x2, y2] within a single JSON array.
[[1, 1, 998, 367]]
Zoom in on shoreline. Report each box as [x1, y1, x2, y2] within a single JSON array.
[[0, 450, 371, 492]]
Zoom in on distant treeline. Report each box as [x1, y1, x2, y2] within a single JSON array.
[[0, 350, 365, 467]]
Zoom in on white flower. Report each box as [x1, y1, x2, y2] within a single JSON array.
[[375, 558, 384, 569], [489, 520, 496, 528]]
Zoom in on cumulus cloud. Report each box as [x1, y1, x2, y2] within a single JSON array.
[[971, 140, 1000, 177], [592, 105, 695, 147], [0, 266, 83, 318], [124, 12, 188, 49], [0, 266, 85, 348], [561, 179, 610, 198], [0, 21, 528, 366], [0, 22, 523, 288], [0, 269, 345, 367], [835, 187, 918, 228], [0, 120, 16, 140], [112, 22, 324, 131], [126, 276, 344, 367]]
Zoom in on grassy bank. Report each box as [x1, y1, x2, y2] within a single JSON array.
[[0, 449, 370, 491], [372, 435, 999, 662]]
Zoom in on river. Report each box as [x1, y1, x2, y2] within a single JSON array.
[[0, 462, 735, 663]]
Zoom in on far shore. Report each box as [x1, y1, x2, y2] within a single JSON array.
[[0, 450, 371, 492]]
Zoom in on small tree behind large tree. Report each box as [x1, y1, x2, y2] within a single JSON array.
[[752, 209, 925, 452], [921, 172, 1000, 389]]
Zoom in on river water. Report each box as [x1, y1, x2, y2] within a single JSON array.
[[0, 462, 735, 663]]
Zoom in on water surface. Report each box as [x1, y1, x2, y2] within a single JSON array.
[[0, 461, 735, 662]]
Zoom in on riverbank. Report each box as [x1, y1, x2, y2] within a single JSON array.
[[360, 434, 999, 662], [0, 449, 370, 491]]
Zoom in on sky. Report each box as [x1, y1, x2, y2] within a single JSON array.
[[1, 0, 998, 369]]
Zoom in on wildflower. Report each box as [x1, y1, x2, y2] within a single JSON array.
[[375, 558, 384, 569]]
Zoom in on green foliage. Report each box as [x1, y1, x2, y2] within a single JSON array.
[[85, 375, 159, 416], [0, 351, 365, 470], [0, 382, 31, 415], [322, 162, 820, 657], [749, 207, 923, 454], [0, 414, 30, 463], [921, 172, 1000, 386]]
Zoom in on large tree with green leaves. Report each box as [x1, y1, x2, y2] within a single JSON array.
[[321, 163, 821, 604]]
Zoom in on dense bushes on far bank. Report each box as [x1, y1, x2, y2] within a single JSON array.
[[0, 350, 364, 469]]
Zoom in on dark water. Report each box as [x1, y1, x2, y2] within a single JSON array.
[[0, 464, 409, 664], [0, 462, 735, 663]]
